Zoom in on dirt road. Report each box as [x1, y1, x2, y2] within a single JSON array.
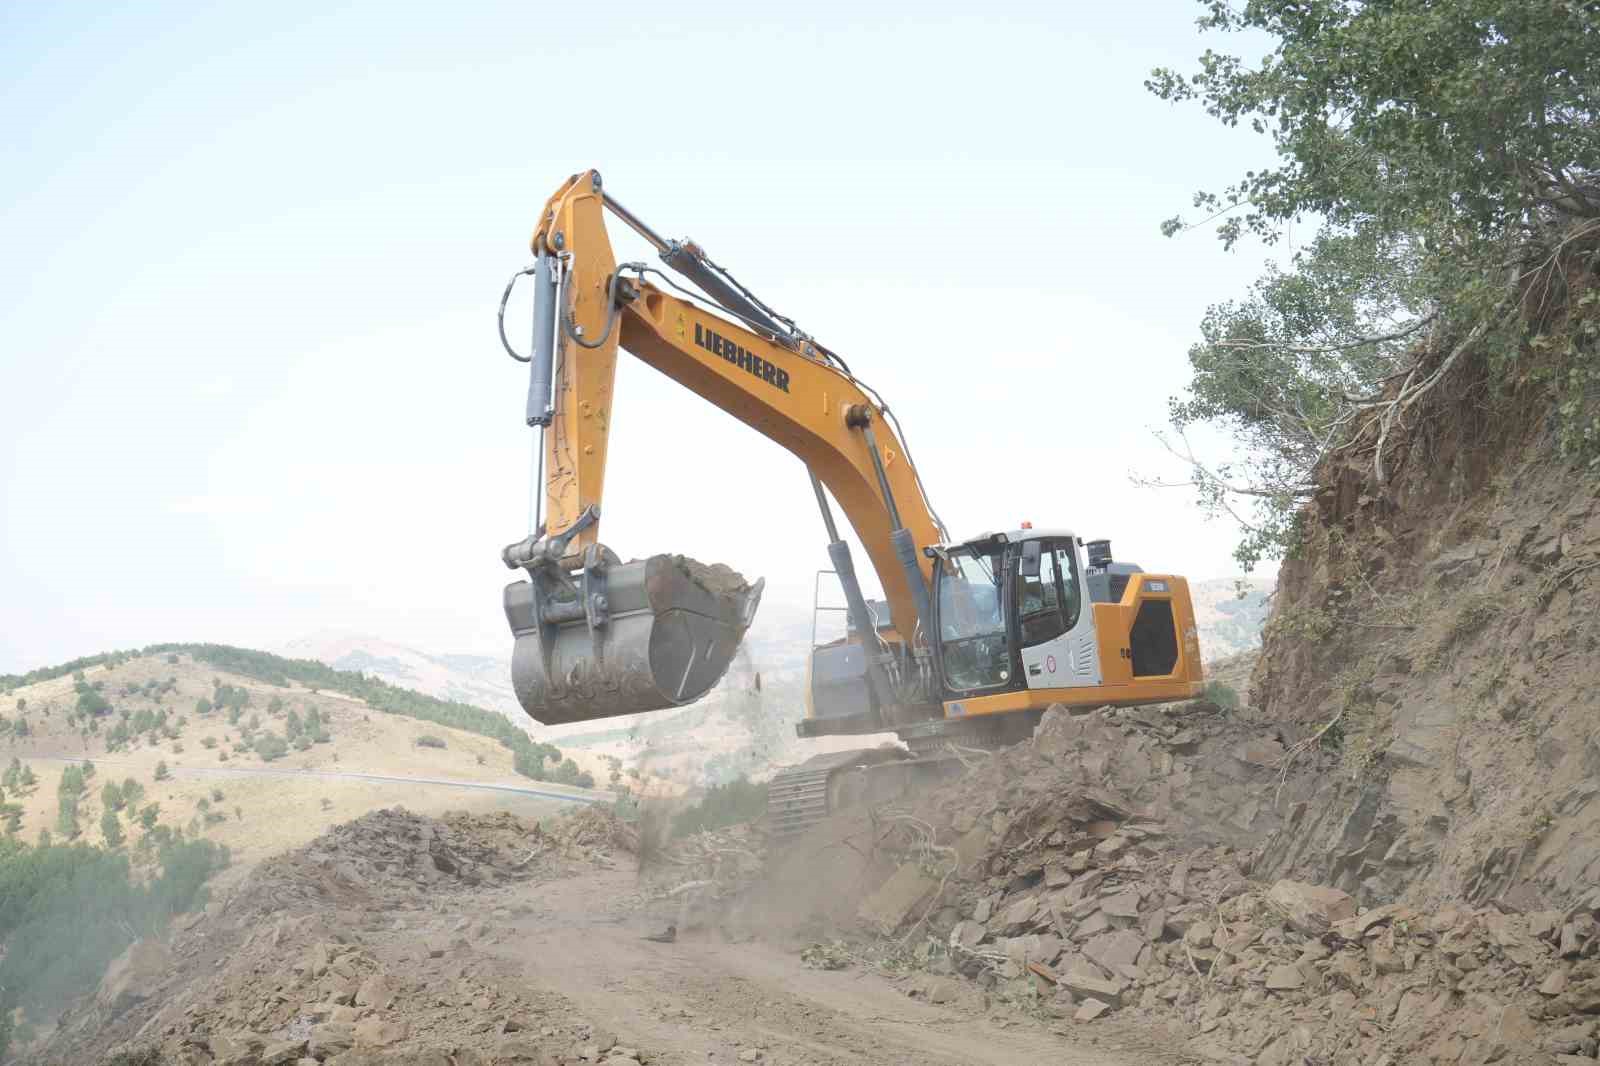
[[468, 865, 1188, 1066], [26, 752, 602, 805]]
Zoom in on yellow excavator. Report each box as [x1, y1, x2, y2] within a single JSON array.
[[498, 170, 1204, 834]]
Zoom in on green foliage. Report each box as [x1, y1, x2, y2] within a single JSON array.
[[100, 808, 125, 849], [55, 792, 80, 839], [252, 733, 289, 761], [195, 697, 213, 716], [415, 734, 447, 749], [1150, 0, 1600, 564], [103, 780, 125, 812], [120, 778, 145, 813], [14, 698, 23, 713], [671, 777, 769, 838], [75, 685, 111, 717], [1202, 680, 1241, 713], [0, 832, 227, 1056], [7, 760, 42, 798], [137, 804, 160, 831], [154, 761, 170, 781]]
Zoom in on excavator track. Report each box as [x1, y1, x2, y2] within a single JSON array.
[[766, 765, 836, 839], [767, 747, 965, 840]]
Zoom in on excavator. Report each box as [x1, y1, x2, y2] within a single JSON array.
[[498, 170, 1204, 835]]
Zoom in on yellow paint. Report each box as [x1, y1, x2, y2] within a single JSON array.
[[528, 169, 939, 640]]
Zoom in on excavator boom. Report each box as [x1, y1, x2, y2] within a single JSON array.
[[498, 170, 1203, 750]]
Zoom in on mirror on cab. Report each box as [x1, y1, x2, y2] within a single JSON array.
[[1019, 539, 1041, 578]]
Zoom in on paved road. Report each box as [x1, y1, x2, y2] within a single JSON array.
[[24, 753, 603, 806]]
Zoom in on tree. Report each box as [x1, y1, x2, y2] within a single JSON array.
[[55, 793, 79, 839], [120, 778, 145, 813], [137, 804, 160, 831], [252, 734, 288, 762], [1147, 0, 1600, 563], [195, 698, 212, 716], [13, 698, 23, 713], [101, 808, 125, 849], [103, 780, 125, 812], [153, 761, 170, 782]]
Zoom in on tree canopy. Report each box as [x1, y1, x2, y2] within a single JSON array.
[[1151, 0, 1600, 565]]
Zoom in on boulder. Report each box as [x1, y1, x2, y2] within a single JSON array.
[[1267, 881, 1356, 936], [1059, 968, 1125, 1007], [1082, 930, 1145, 976], [858, 863, 937, 932], [261, 1039, 308, 1065], [354, 1016, 409, 1048], [1075, 998, 1111, 1022], [355, 975, 398, 1011], [308, 1022, 357, 1058]]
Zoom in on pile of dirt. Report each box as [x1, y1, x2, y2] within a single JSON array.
[[764, 704, 1596, 1063], [38, 807, 653, 1066]]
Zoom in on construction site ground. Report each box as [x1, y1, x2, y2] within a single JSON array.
[[39, 807, 1181, 1066]]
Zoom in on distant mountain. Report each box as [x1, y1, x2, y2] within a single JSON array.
[[280, 634, 522, 718]]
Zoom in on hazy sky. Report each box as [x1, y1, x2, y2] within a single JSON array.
[[0, 2, 1281, 673]]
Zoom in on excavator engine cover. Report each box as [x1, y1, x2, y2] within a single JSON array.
[[504, 552, 763, 726]]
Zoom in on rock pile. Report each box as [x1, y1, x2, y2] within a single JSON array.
[[40, 808, 650, 1066], [850, 704, 1593, 1063]]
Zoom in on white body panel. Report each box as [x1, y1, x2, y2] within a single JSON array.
[[1015, 536, 1102, 690]]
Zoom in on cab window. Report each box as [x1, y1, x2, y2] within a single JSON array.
[[1016, 541, 1068, 647]]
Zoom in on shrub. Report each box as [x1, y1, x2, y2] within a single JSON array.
[[415, 735, 447, 749], [211, 788, 224, 802], [153, 761, 169, 782], [100, 809, 124, 849], [1202, 680, 1241, 713], [137, 805, 159, 831], [252, 733, 288, 762], [201, 737, 217, 750]]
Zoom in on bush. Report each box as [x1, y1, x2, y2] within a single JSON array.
[[252, 734, 288, 762], [671, 777, 768, 838], [100, 809, 124, 849], [1202, 681, 1241, 713], [153, 761, 169, 782], [137, 805, 160, 831], [201, 736, 217, 750], [415, 735, 447, 749]]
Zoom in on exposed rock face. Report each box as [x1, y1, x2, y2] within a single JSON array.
[[1251, 439, 1600, 912]]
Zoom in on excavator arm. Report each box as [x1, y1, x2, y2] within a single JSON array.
[[500, 170, 943, 725]]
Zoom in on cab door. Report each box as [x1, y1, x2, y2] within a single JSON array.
[[1015, 538, 1101, 689]]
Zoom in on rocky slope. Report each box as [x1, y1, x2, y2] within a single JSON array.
[[735, 702, 1596, 1064]]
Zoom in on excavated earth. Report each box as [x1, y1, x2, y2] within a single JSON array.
[[712, 700, 1600, 1065], [43, 804, 1177, 1066]]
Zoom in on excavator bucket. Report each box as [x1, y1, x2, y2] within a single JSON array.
[[503, 548, 763, 726]]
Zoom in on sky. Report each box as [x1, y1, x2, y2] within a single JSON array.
[[0, 1, 1283, 674]]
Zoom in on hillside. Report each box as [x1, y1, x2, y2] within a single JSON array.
[[0, 645, 611, 875]]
